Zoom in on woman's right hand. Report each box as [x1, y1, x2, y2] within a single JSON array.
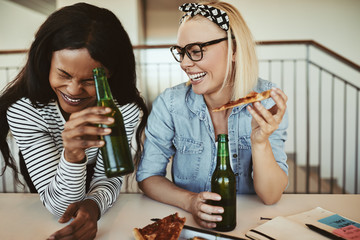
[[62, 106, 114, 163], [188, 191, 224, 229], [139, 177, 224, 229]]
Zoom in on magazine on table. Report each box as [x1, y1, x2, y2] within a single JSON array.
[[245, 207, 360, 240]]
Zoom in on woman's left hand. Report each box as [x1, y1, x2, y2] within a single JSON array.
[[247, 88, 288, 144], [47, 199, 99, 240]]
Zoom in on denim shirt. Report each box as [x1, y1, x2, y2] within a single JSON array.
[[136, 78, 288, 194]]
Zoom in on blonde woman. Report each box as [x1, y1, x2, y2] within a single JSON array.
[[137, 1, 289, 229]]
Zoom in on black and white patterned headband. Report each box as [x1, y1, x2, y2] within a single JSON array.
[[179, 3, 230, 31]]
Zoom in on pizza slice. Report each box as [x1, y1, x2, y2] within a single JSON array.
[[133, 212, 186, 240], [212, 89, 272, 112]]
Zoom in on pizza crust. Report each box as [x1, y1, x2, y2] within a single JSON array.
[[212, 89, 272, 112], [133, 228, 146, 240]]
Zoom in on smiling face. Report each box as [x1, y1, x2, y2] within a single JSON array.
[[178, 17, 231, 102], [49, 48, 103, 120]]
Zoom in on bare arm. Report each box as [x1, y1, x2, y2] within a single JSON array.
[[247, 88, 288, 205], [252, 140, 288, 204], [139, 176, 193, 210]]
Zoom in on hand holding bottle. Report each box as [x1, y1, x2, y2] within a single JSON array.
[[210, 134, 237, 231], [93, 67, 134, 177], [188, 191, 225, 229], [62, 106, 113, 163]]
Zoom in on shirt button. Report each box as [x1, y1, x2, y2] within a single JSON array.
[[233, 154, 238, 158]]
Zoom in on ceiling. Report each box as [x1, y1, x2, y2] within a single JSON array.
[[145, 0, 190, 10], [8, 0, 191, 15]]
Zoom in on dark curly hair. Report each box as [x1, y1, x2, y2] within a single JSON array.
[[0, 3, 148, 190]]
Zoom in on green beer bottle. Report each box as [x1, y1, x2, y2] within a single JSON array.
[[93, 67, 134, 178], [211, 134, 236, 231]]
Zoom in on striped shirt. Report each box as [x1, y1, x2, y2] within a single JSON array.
[[7, 97, 140, 217]]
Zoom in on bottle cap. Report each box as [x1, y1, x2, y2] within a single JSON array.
[[217, 134, 228, 142], [93, 67, 106, 76]]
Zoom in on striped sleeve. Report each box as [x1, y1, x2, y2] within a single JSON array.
[[7, 99, 141, 218], [7, 99, 87, 217], [85, 102, 140, 216]]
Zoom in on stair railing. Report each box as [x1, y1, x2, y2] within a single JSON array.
[[1, 40, 359, 194]]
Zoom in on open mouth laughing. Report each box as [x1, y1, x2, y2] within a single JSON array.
[[188, 72, 207, 82], [59, 91, 86, 106]]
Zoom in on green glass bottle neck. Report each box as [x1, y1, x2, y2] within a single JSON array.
[[93, 67, 113, 101], [217, 134, 231, 168]]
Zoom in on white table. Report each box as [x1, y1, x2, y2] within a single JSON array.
[[0, 193, 359, 239]]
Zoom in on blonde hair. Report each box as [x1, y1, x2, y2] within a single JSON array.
[[183, 1, 258, 100]]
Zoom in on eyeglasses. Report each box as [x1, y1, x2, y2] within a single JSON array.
[[170, 37, 229, 63]]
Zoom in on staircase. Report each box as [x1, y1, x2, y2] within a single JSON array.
[[285, 157, 344, 194]]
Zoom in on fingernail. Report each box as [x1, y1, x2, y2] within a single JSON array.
[[108, 117, 114, 122], [214, 195, 221, 200], [104, 128, 111, 133], [47, 235, 55, 240], [218, 208, 224, 213], [216, 217, 222, 221], [105, 107, 112, 112]]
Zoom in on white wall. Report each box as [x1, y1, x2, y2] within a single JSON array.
[[0, 1, 47, 91], [56, 0, 143, 45], [145, 0, 360, 84], [0, 1, 46, 50], [0, 0, 143, 91], [146, 0, 360, 66], [0, 0, 142, 48], [1, 0, 359, 64], [227, 0, 360, 65]]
